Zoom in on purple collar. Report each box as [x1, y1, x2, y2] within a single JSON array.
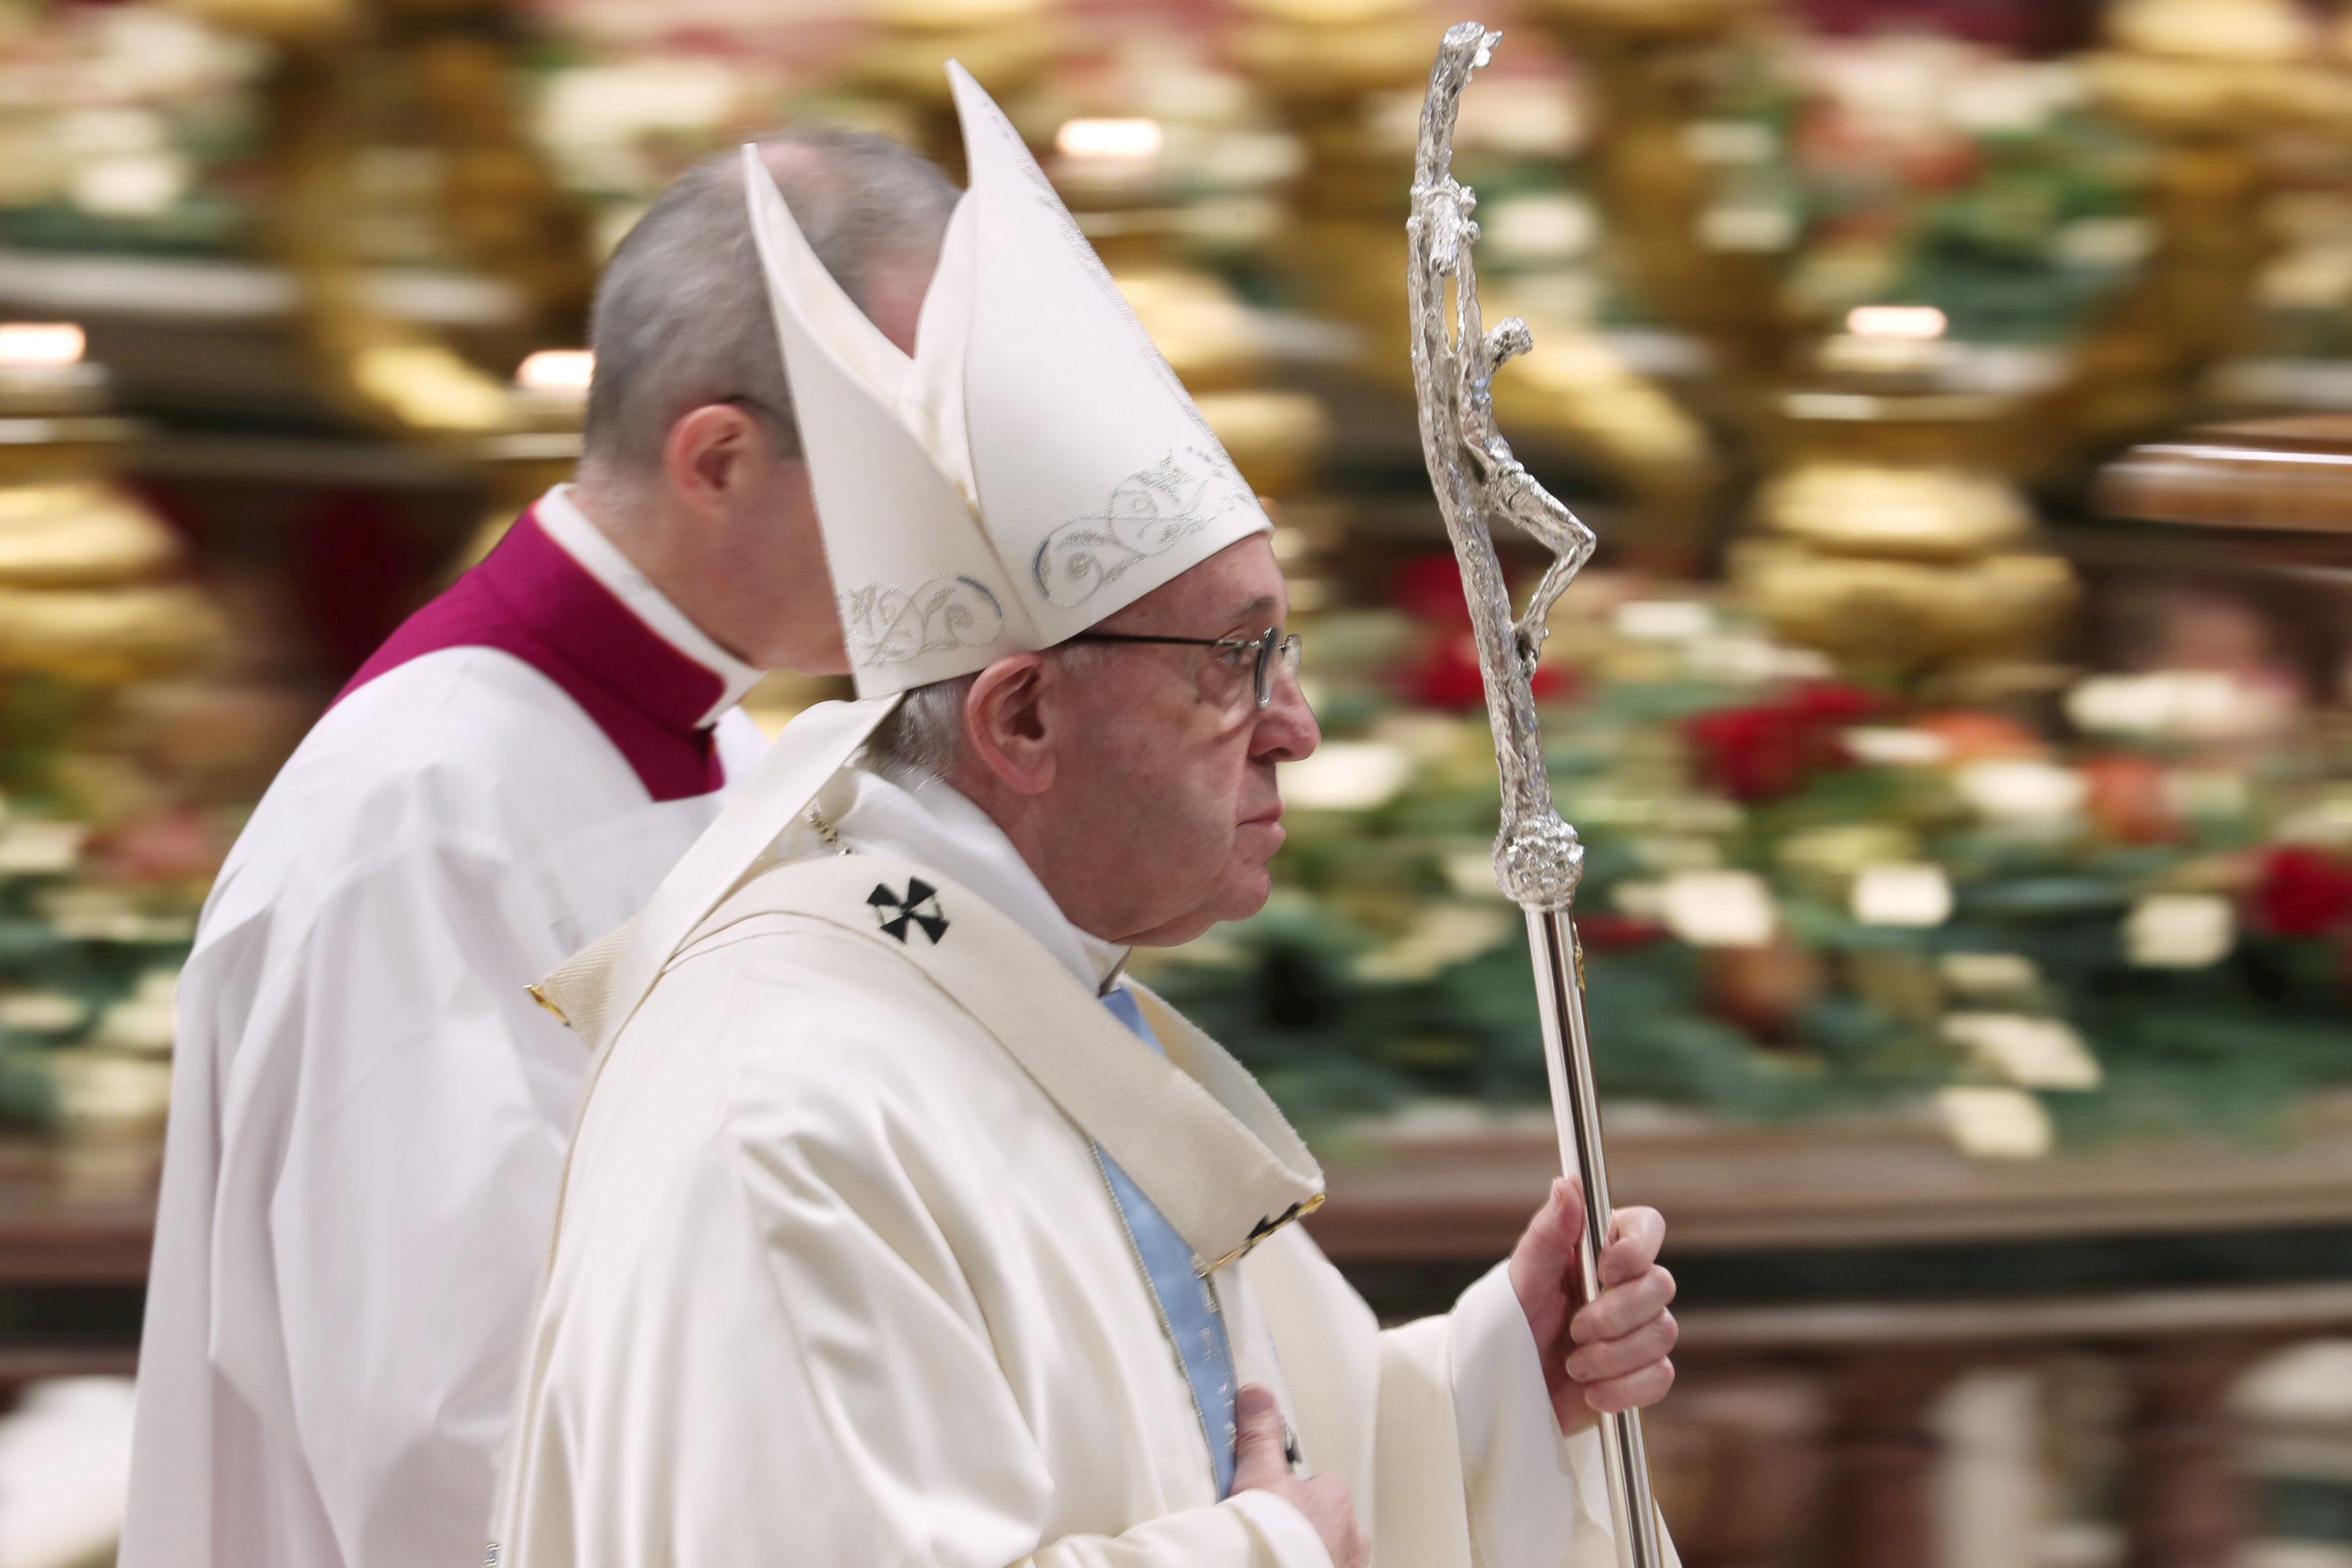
[[335, 509, 729, 801]]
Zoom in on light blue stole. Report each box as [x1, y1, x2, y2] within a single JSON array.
[[1093, 986, 1238, 1498]]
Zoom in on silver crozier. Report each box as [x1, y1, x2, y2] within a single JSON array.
[[1406, 23, 1665, 1568]]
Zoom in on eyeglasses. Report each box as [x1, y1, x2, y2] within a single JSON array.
[[1064, 625, 1303, 711]]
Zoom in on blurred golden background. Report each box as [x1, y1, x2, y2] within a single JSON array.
[[5, 0, 2352, 1564]]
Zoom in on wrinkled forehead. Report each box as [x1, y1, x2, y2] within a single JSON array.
[[1087, 535, 1286, 637]]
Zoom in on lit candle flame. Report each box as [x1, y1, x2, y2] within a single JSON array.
[[1845, 305, 1947, 339], [0, 322, 86, 368], [1054, 118, 1164, 161], [515, 349, 593, 395]]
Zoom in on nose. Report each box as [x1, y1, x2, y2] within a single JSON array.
[[1251, 662, 1318, 763]]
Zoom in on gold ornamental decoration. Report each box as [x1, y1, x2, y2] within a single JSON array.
[[1233, 0, 1722, 572], [839, 0, 1060, 179], [177, 0, 593, 441], [1515, 0, 2352, 679], [0, 330, 223, 685], [841, 1, 1335, 512], [1249, 0, 2350, 675]]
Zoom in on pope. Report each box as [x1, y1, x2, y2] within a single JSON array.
[[493, 68, 1678, 1568], [120, 132, 961, 1568]]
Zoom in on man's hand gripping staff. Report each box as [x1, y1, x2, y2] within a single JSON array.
[[1408, 21, 1674, 1568], [1230, 1181, 1676, 1568]]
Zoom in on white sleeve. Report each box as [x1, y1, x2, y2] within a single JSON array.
[[1447, 1262, 1674, 1568], [211, 836, 578, 1568], [1226, 1492, 1336, 1568], [1031, 1496, 1329, 1568]]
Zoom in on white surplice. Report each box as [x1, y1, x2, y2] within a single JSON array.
[[493, 765, 1669, 1568], [122, 487, 768, 1568]]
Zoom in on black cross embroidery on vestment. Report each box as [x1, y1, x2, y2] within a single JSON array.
[[868, 879, 949, 945]]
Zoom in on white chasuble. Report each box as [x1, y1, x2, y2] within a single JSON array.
[[494, 769, 1669, 1568]]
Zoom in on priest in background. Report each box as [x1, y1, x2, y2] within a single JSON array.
[[121, 131, 959, 1568], [493, 69, 1678, 1568]]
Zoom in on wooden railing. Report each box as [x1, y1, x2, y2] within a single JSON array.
[[1311, 1098, 2352, 1568], [1666, 1282, 2352, 1568]]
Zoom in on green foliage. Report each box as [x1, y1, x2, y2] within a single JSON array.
[[1165, 701, 2351, 1147], [0, 674, 91, 797], [0, 866, 190, 1131]]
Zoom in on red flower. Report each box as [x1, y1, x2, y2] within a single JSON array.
[[2255, 847, 2352, 937], [1406, 631, 1491, 710], [1688, 705, 1812, 801], [1394, 555, 1474, 627], [1393, 555, 1573, 711], [1685, 684, 1882, 802], [1576, 913, 1668, 951], [1786, 683, 1883, 728]]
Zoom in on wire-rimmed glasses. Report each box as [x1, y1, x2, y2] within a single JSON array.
[[1063, 625, 1303, 711]]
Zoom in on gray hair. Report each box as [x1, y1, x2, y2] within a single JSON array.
[[864, 673, 977, 782], [579, 128, 959, 480], [863, 642, 1111, 783]]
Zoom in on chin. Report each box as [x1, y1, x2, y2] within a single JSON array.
[[1130, 863, 1273, 947], [1209, 861, 1275, 925]]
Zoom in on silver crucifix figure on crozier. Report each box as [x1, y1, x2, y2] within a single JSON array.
[[1407, 22, 1665, 1568]]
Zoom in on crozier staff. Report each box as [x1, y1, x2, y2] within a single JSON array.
[[492, 65, 1679, 1568], [122, 132, 956, 1568]]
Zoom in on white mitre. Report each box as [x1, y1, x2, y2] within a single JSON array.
[[745, 61, 1270, 698], [534, 64, 1270, 1051]]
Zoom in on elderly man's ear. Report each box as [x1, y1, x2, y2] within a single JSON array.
[[962, 656, 1057, 796]]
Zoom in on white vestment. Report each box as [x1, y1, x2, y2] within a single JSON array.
[[493, 767, 1671, 1568], [122, 487, 768, 1568]]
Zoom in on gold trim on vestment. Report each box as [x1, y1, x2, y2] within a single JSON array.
[[524, 983, 568, 1025], [1204, 1191, 1325, 1274]]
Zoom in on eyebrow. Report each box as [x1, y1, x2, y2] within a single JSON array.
[[1221, 595, 1280, 633]]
